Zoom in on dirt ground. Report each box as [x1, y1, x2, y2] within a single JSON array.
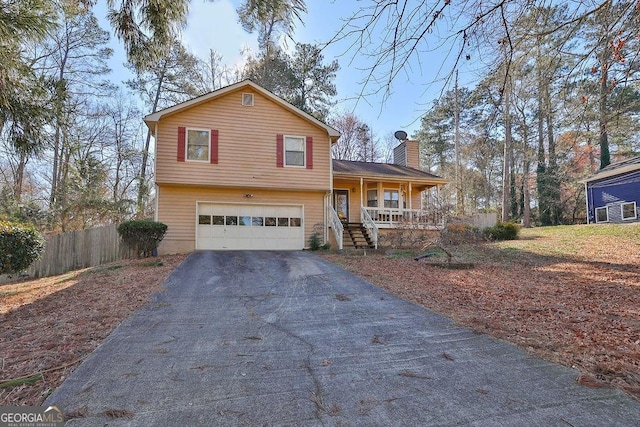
[[322, 226, 640, 399], [2, 225, 639, 405], [0, 255, 186, 406]]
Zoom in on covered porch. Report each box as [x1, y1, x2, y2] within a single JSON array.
[[329, 160, 448, 249]]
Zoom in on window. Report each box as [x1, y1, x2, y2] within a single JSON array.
[[198, 215, 211, 225], [384, 190, 399, 208], [242, 93, 254, 106], [278, 217, 289, 226], [212, 215, 224, 225], [621, 202, 637, 220], [252, 217, 264, 226], [367, 189, 378, 207], [239, 216, 251, 226], [595, 206, 609, 223], [187, 129, 209, 161], [285, 136, 305, 166], [290, 217, 301, 227]]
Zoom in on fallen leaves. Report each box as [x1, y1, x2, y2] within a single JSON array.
[[321, 225, 640, 399], [0, 255, 186, 406]]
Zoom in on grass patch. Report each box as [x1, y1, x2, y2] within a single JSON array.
[[140, 260, 163, 267], [0, 374, 43, 389], [81, 265, 124, 276], [387, 250, 419, 259]]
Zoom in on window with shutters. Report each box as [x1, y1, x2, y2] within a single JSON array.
[[187, 129, 210, 162], [285, 135, 305, 167]]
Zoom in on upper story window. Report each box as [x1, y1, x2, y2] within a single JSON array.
[[621, 202, 637, 220], [242, 93, 254, 106], [285, 136, 305, 167], [384, 190, 399, 209], [187, 129, 210, 162]]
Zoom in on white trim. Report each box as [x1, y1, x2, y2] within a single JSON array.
[[383, 188, 400, 209], [154, 184, 159, 222], [144, 80, 340, 140], [195, 201, 305, 250], [621, 201, 637, 221], [581, 161, 640, 183], [185, 128, 211, 163], [584, 182, 590, 224], [241, 92, 254, 106], [595, 206, 609, 223], [333, 188, 351, 222], [284, 134, 306, 168]]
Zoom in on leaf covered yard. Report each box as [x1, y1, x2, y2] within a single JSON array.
[[0, 255, 186, 406], [322, 224, 640, 398]]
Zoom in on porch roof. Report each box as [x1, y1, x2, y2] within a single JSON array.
[[333, 159, 448, 184]]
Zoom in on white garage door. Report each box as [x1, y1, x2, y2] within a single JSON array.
[[196, 203, 304, 250]]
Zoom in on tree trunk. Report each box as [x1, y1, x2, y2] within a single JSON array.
[[454, 70, 464, 215], [136, 68, 166, 217], [536, 37, 550, 226], [14, 152, 27, 203], [501, 77, 512, 223], [544, 77, 560, 224], [598, 59, 611, 169]]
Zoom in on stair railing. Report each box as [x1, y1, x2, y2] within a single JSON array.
[[360, 206, 378, 249], [328, 205, 343, 250]]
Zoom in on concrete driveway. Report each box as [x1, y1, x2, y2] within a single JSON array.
[[46, 251, 640, 426]]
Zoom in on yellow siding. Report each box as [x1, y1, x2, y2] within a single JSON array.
[[156, 185, 326, 254], [155, 88, 331, 192]]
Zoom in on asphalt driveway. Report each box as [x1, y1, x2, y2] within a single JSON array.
[[46, 251, 640, 426]]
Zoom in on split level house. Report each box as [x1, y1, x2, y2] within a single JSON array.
[[143, 80, 448, 254], [582, 156, 640, 224]]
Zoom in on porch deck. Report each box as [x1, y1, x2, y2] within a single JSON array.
[[363, 207, 444, 229]]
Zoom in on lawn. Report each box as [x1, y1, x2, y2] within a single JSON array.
[[322, 223, 640, 398]]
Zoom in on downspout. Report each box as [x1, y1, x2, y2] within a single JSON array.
[[153, 123, 159, 222], [328, 137, 334, 244]]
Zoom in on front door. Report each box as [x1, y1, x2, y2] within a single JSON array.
[[333, 190, 349, 223]]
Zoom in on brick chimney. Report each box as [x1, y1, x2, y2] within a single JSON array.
[[393, 140, 420, 170]]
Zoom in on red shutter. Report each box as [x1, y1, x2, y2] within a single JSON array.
[[306, 136, 313, 169], [276, 134, 284, 167], [210, 129, 218, 164], [177, 127, 186, 162]]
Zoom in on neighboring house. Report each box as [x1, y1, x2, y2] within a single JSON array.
[[144, 80, 447, 254], [582, 156, 640, 224]]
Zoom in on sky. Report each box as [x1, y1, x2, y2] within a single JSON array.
[[99, 0, 478, 141]]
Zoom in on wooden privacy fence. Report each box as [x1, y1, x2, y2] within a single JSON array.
[[26, 225, 127, 279]]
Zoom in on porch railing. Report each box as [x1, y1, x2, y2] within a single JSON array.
[[363, 207, 444, 229], [328, 205, 343, 250], [361, 207, 378, 249]]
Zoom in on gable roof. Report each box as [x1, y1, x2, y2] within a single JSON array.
[[143, 79, 340, 142], [333, 159, 448, 184], [582, 156, 640, 183]]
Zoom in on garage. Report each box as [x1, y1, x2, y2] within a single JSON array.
[[196, 202, 304, 250]]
